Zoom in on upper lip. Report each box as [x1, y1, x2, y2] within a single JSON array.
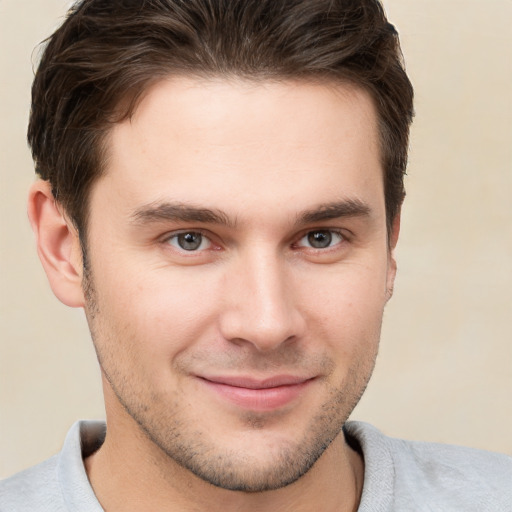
[[198, 375, 314, 389]]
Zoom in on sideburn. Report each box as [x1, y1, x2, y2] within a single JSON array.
[[80, 237, 99, 320]]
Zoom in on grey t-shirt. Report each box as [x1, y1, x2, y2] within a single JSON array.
[[1, 420, 511, 511]]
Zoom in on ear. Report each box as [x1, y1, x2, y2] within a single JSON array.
[[27, 180, 85, 308], [386, 211, 401, 301]]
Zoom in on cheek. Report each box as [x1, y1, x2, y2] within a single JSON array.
[[298, 258, 389, 322], [295, 259, 388, 361], [91, 261, 223, 360]]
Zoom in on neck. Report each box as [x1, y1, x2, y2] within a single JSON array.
[[85, 417, 363, 512]]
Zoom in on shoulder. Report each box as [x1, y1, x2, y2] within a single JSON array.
[[0, 456, 66, 512], [0, 420, 105, 512], [345, 421, 512, 512]]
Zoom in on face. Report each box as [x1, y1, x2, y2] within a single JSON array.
[[82, 77, 396, 491]]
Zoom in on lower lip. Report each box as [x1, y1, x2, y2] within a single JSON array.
[[199, 379, 312, 411]]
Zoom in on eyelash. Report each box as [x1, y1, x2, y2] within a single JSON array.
[[162, 228, 347, 255]]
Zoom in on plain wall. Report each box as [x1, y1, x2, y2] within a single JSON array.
[[1, 0, 511, 478]]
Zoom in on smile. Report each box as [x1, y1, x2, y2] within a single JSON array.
[[197, 375, 316, 411]]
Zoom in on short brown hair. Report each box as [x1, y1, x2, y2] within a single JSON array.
[[28, 0, 414, 235]]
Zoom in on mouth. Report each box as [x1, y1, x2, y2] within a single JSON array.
[[196, 374, 316, 411]]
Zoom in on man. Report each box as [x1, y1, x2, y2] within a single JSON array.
[[1, 0, 510, 510]]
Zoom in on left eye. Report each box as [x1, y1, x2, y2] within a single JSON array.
[[297, 230, 344, 249], [167, 232, 211, 251]]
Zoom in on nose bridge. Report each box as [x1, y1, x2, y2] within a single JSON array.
[[219, 246, 303, 350]]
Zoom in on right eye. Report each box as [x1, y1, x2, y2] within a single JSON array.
[[166, 231, 212, 252]]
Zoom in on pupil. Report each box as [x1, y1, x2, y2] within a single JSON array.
[[178, 232, 202, 250], [308, 231, 331, 248]]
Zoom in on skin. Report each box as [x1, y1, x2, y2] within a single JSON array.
[[29, 77, 399, 512]]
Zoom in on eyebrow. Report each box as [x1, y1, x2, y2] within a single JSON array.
[[296, 199, 371, 225], [130, 202, 236, 227], [130, 198, 371, 228]]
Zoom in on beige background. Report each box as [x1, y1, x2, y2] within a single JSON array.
[[1, 0, 511, 478]]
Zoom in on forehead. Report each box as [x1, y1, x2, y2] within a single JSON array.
[[95, 77, 383, 224]]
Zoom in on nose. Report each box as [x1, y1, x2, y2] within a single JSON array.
[[218, 249, 306, 352]]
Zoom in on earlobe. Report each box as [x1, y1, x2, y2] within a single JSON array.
[[27, 180, 85, 308], [386, 211, 401, 301]]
